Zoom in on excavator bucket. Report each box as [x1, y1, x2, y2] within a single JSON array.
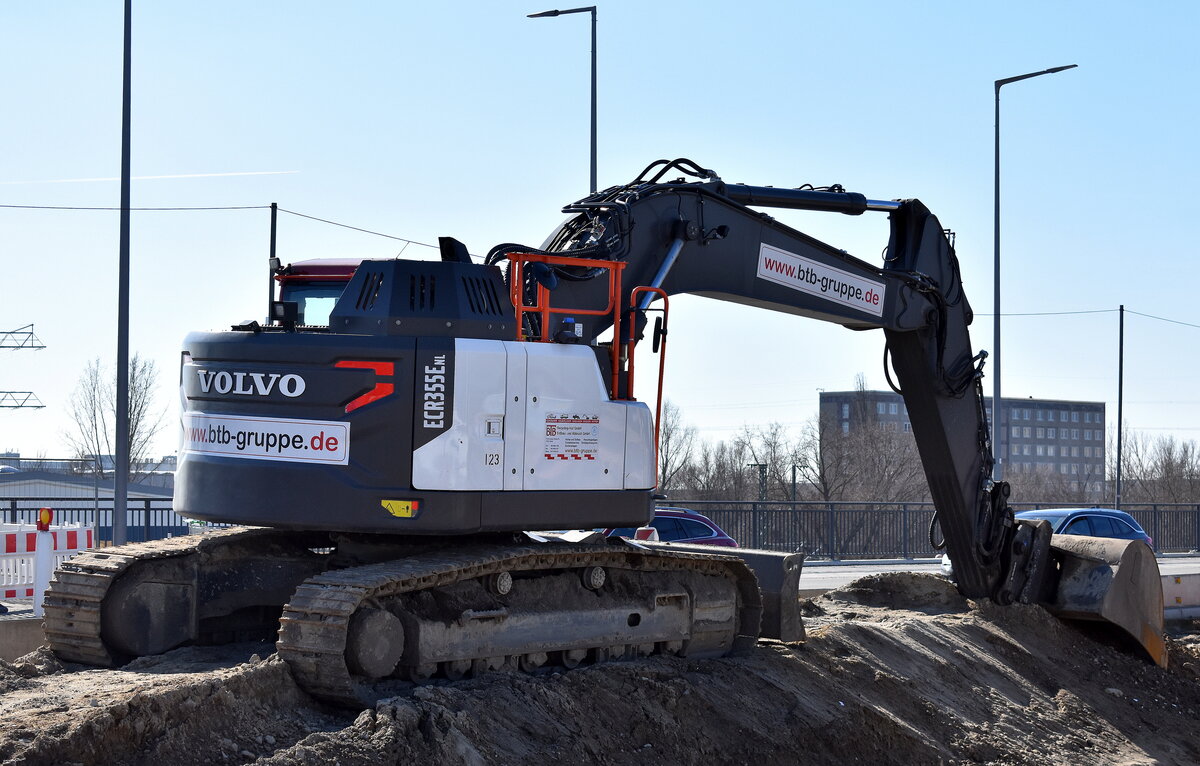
[[1043, 534, 1166, 668]]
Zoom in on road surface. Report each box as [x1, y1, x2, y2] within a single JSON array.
[[798, 554, 1200, 594]]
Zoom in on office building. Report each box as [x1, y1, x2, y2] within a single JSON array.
[[818, 390, 1105, 492]]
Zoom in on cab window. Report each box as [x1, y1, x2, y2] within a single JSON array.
[[279, 284, 344, 326]]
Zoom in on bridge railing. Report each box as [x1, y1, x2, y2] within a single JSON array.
[[671, 501, 1200, 560], [6, 496, 1197, 560], [3, 497, 190, 545]]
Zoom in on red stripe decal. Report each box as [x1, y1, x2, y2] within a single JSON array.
[[336, 360, 396, 412]]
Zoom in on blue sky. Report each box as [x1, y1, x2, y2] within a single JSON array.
[[2, 1, 1198, 459]]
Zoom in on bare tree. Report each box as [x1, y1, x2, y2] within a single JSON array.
[[1113, 430, 1200, 504], [735, 422, 804, 500], [65, 354, 166, 481], [677, 438, 751, 501], [657, 400, 696, 495], [795, 413, 854, 501], [794, 377, 927, 502], [1006, 465, 1086, 505]]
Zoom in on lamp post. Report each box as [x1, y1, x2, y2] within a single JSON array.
[[992, 64, 1077, 481], [113, 0, 134, 545], [527, 6, 597, 192], [1116, 305, 1124, 508], [746, 463, 767, 502]]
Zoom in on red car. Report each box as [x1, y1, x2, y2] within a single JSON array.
[[604, 507, 737, 547]]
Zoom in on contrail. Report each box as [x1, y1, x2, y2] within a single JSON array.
[[0, 170, 299, 185]]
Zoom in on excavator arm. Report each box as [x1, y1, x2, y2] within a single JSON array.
[[498, 158, 1164, 663]]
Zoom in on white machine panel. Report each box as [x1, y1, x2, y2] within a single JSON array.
[[411, 339, 655, 493], [412, 339, 507, 490], [521, 344, 650, 491], [622, 403, 656, 489], [503, 342, 528, 490]]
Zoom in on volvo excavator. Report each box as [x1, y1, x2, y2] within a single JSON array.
[[44, 159, 1165, 707]]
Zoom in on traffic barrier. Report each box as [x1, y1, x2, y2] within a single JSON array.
[[0, 521, 94, 599], [634, 526, 660, 542], [1163, 572, 1200, 621]]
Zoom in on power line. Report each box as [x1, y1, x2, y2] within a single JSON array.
[[0, 203, 269, 211], [276, 208, 437, 249], [979, 309, 1117, 317], [1125, 310, 1200, 331], [983, 307, 1200, 330], [1, 201, 440, 251]]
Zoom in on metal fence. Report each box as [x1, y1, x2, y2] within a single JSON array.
[[4, 497, 188, 544], [673, 501, 1200, 560], [8, 496, 1200, 559]]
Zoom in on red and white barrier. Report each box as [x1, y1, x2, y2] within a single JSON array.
[[0, 523, 94, 604]]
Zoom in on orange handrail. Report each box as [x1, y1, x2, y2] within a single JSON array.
[[507, 253, 627, 397], [628, 287, 669, 482]]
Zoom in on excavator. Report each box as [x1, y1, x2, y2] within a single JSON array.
[[44, 159, 1165, 707]]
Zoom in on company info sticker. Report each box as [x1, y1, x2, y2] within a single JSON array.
[[182, 412, 349, 465], [756, 243, 886, 317]]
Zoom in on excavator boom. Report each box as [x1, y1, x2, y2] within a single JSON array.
[[511, 158, 1165, 665]]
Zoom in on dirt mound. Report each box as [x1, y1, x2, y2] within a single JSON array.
[[4, 573, 1200, 765]]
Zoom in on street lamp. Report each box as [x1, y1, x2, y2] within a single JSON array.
[[992, 64, 1077, 481], [527, 6, 598, 192], [114, 0, 134, 545], [746, 463, 767, 502]]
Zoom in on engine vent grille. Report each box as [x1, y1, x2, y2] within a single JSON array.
[[461, 276, 505, 317], [408, 274, 437, 312], [328, 260, 512, 339], [355, 271, 386, 311]]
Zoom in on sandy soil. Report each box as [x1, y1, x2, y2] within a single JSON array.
[[3, 572, 1200, 766]]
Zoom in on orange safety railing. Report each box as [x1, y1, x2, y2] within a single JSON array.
[[628, 287, 669, 482], [506, 254, 670, 481], [507, 253, 627, 398]]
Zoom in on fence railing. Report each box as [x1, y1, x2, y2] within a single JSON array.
[[671, 501, 1200, 560], [6, 496, 1199, 560], [4, 497, 188, 545]]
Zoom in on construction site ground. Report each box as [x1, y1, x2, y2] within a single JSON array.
[[3, 572, 1200, 766]]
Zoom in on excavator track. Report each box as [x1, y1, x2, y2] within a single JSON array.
[[278, 540, 762, 707], [44, 527, 326, 665]]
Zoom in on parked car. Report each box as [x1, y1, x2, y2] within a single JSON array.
[[1015, 508, 1153, 548], [941, 507, 1153, 579], [604, 507, 738, 547]]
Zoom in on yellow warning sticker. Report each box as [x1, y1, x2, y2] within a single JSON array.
[[382, 499, 420, 518]]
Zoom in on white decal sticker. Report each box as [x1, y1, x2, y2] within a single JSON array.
[[182, 412, 349, 465], [756, 243, 885, 316], [544, 413, 600, 461]]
